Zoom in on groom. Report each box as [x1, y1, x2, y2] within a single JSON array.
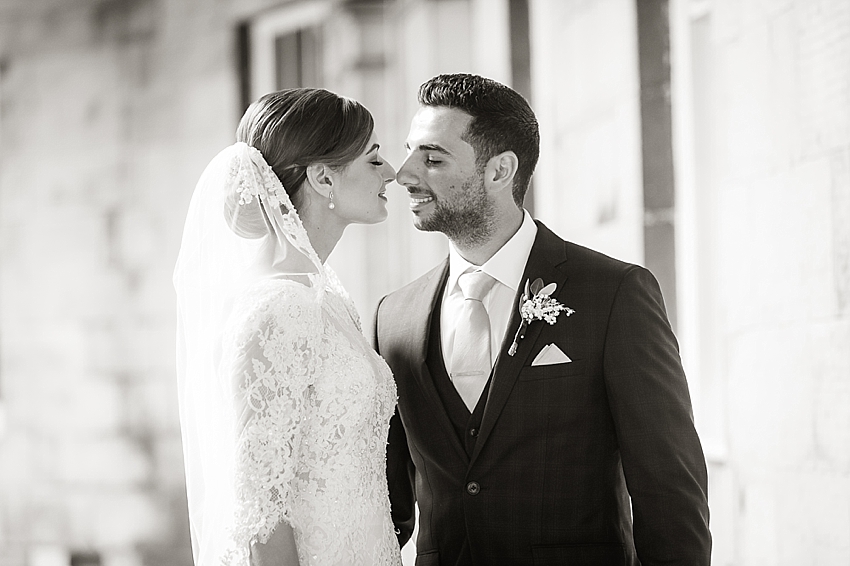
[[374, 74, 711, 565]]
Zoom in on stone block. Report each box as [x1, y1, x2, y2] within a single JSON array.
[[62, 487, 164, 548], [56, 437, 151, 487], [125, 379, 181, 437], [109, 207, 159, 274], [101, 548, 144, 566], [84, 321, 132, 376], [153, 436, 188, 488], [726, 316, 850, 562], [775, 469, 850, 564], [717, 156, 834, 332], [812, 321, 850, 472], [54, 378, 125, 436], [123, 321, 178, 377], [736, 469, 780, 564], [797, 0, 850, 157], [26, 494, 69, 542], [0, 433, 33, 503], [713, 20, 794, 179], [831, 148, 850, 315], [90, 489, 162, 547], [27, 545, 68, 566], [726, 325, 814, 469], [0, 546, 25, 566]]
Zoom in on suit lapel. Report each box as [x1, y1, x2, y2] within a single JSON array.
[[396, 259, 448, 371], [399, 259, 470, 463], [469, 222, 569, 466]]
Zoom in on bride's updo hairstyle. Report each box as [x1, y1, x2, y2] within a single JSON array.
[[226, 88, 374, 238]]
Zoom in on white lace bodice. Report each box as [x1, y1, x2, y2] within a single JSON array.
[[220, 271, 400, 566]]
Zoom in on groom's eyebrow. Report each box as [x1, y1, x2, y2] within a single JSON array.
[[404, 142, 452, 155]]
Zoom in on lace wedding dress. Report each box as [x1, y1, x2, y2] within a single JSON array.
[[225, 270, 399, 566], [175, 142, 402, 566]]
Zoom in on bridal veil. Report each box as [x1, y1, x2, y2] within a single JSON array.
[[173, 142, 324, 564]]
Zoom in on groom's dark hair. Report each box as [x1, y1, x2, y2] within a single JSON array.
[[418, 73, 540, 206]]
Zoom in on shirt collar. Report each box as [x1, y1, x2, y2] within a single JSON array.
[[447, 209, 538, 294]]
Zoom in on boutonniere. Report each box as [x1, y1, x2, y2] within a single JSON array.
[[508, 278, 575, 356]]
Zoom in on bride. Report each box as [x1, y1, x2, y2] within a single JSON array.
[[174, 88, 400, 566]]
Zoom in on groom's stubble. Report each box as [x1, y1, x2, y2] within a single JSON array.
[[413, 171, 497, 249]]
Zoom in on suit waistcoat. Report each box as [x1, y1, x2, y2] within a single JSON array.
[[427, 295, 490, 457]]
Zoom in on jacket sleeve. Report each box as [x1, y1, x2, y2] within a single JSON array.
[[602, 266, 712, 564], [374, 295, 417, 548]]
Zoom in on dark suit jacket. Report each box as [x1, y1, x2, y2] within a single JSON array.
[[374, 221, 711, 566]]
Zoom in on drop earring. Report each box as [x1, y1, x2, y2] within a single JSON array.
[[328, 190, 335, 210]]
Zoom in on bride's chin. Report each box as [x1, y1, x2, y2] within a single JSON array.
[[373, 204, 390, 223], [355, 210, 389, 225]]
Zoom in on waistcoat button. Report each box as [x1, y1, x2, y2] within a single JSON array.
[[466, 481, 480, 495]]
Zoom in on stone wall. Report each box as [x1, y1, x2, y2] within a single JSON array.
[[531, 0, 850, 564], [670, 0, 850, 563], [0, 0, 267, 564]]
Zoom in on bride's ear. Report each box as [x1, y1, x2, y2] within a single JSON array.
[[305, 163, 334, 199]]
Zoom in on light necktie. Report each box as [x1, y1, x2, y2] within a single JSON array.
[[450, 270, 497, 411]]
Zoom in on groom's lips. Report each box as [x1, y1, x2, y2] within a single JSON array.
[[407, 191, 434, 211]]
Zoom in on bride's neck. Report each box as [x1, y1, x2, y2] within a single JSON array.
[[297, 198, 347, 264]]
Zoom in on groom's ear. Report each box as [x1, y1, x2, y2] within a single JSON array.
[[305, 163, 334, 199], [484, 151, 519, 194]]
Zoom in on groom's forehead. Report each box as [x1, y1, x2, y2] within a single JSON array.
[[407, 106, 472, 144]]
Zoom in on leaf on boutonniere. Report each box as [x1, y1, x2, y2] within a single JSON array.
[[538, 282, 557, 297]]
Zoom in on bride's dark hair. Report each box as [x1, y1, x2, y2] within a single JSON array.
[[227, 88, 374, 238], [237, 88, 374, 202]]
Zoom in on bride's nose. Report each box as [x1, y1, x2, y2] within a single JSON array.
[[382, 161, 396, 184]]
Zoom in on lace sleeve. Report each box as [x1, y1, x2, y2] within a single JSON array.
[[227, 283, 324, 547]]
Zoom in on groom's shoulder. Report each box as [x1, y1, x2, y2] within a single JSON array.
[[566, 240, 635, 275], [378, 261, 446, 311], [536, 220, 636, 277]]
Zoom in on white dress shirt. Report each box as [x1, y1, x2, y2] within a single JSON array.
[[441, 210, 538, 374]]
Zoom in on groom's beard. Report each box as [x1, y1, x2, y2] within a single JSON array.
[[415, 174, 496, 249]]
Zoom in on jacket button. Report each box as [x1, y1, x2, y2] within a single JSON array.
[[469, 428, 478, 437], [466, 481, 480, 495]]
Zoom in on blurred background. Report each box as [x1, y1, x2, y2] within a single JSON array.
[[0, 0, 848, 564]]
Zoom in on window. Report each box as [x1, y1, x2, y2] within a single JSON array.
[[238, 0, 332, 111]]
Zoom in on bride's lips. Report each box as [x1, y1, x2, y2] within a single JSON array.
[[378, 188, 387, 201]]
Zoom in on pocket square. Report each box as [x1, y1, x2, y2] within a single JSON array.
[[531, 344, 572, 366]]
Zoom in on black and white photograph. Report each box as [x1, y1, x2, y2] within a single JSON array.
[[0, 0, 847, 565]]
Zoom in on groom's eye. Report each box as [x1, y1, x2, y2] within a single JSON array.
[[425, 157, 441, 166]]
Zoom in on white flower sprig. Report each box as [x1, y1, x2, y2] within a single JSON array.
[[507, 278, 575, 356]]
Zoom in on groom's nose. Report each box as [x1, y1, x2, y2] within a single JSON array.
[[395, 155, 417, 187]]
